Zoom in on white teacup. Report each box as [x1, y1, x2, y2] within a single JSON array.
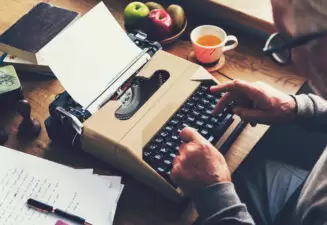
[[190, 25, 238, 64]]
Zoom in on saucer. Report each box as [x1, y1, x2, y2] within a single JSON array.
[[187, 51, 226, 72]]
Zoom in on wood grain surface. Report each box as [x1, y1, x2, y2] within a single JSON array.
[[0, 0, 305, 224]]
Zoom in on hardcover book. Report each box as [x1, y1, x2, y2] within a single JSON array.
[[0, 2, 79, 64]]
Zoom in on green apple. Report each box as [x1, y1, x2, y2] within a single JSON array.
[[124, 2, 150, 28]]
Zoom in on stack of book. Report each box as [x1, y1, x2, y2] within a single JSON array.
[[0, 3, 80, 76]]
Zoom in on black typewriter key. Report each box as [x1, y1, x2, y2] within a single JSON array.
[[200, 129, 209, 136], [166, 141, 174, 147], [155, 137, 164, 144], [206, 93, 214, 99], [154, 154, 163, 160], [211, 117, 219, 124], [159, 147, 169, 154], [165, 126, 173, 132], [143, 150, 152, 158], [169, 152, 177, 159], [200, 85, 208, 91], [223, 113, 232, 122], [191, 96, 199, 102], [176, 113, 184, 120], [192, 110, 200, 116], [181, 123, 191, 129], [206, 123, 214, 129], [164, 160, 172, 166], [201, 115, 209, 121], [197, 104, 205, 111], [218, 113, 226, 122], [202, 99, 210, 104], [181, 107, 190, 113], [171, 134, 179, 141], [205, 109, 212, 115], [171, 118, 179, 125], [207, 136, 214, 142], [196, 120, 204, 126], [157, 167, 166, 173], [149, 143, 157, 150], [187, 116, 195, 123], [160, 131, 169, 137], [186, 101, 195, 107], [157, 164, 169, 176], [201, 130, 211, 140], [210, 104, 216, 109], [197, 90, 204, 96]]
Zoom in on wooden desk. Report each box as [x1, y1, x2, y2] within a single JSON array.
[[0, 0, 305, 224]]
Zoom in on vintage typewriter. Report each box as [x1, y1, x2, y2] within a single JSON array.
[[45, 31, 245, 201], [44, 3, 246, 202]]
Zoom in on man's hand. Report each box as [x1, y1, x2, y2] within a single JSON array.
[[170, 127, 231, 196], [210, 80, 297, 125]]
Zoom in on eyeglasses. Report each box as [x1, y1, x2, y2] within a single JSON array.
[[263, 30, 327, 65]]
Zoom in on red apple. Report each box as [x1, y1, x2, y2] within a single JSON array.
[[146, 9, 173, 40]]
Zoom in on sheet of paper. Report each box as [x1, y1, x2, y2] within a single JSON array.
[[76, 170, 124, 224], [0, 147, 120, 225], [38, 1, 142, 108]]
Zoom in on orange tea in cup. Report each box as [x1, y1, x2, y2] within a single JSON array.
[[196, 35, 222, 46], [191, 25, 238, 63]]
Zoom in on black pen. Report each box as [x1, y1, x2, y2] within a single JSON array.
[[27, 198, 92, 225]]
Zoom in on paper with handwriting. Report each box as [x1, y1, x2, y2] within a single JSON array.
[[0, 146, 123, 225]]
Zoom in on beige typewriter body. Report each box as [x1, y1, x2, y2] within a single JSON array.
[[81, 50, 239, 202]]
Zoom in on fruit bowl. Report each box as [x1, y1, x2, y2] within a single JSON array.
[[159, 19, 187, 46], [123, 2, 187, 47]]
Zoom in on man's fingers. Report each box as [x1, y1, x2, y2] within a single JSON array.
[[210, 80, 263, 100], [179, 127, 206, 143], [233, 106, 269, 124], [212, 92, 235, 114], [170, 162, 181, 183]]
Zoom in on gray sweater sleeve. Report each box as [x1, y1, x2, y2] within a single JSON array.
[[192, 94, 327, 225], [192, 182, 255, 225], [292, 94, 327, 132]]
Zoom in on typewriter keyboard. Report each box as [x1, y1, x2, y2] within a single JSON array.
[[142, 81, 234, 183]]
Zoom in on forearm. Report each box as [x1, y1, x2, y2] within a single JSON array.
[[192, 182, 255, 225], [292, 94, 327, 132]]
